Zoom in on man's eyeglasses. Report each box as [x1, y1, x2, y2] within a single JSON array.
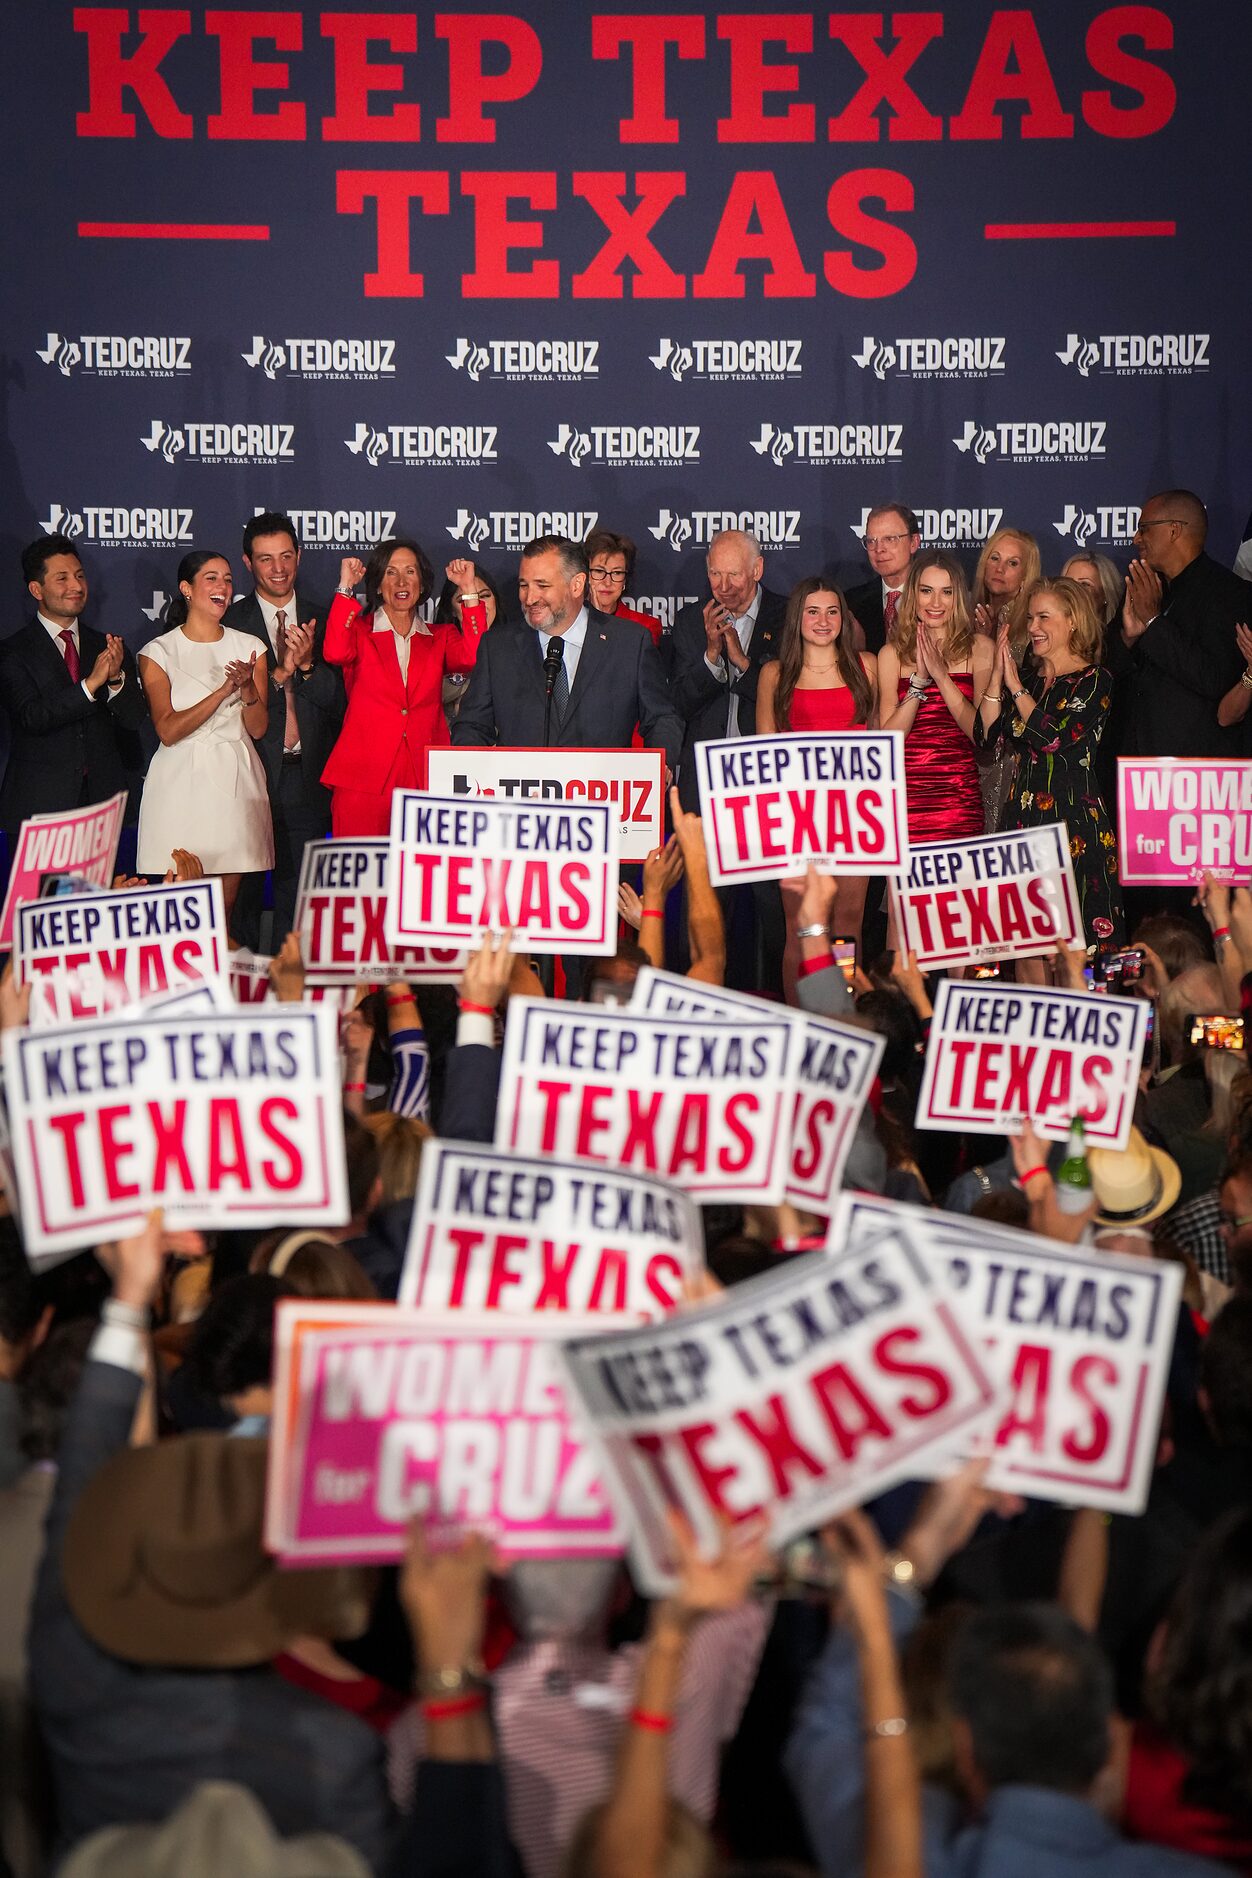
[[1136, 518, 1183, 531], [865, 533, 909, 549], [589, 566, 627, 584]]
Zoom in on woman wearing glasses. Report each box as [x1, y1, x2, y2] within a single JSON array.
[[584, 529, 663, 645]]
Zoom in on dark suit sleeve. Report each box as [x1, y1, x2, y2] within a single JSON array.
[[1, 643, 99, 736], [1136, 605, 1244, 705], [436, 1044, 501, 1142], [668, 607, 728, 721], [295, 614, 347, 729], [105, 646, 148, 731], [450, 638, 498, 747], [634, 635, 683, 770]]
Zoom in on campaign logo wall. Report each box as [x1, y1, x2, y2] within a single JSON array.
[[952, 419, 1108, 465], [446, 508, 599, 553], [141, 419, 295, 466], [649, 508, 802, 553], [852, 335, 1006, 380], [447, 338, 600, 381], [751, 420, 903, 468], [241, 336, 397, 381], [1055, 332, 1210, 377], [626, 594, 699, 632], [264, 508, 398, 548], [1051, 504, 1141, 549], [649, 338, 803, 382], [37, 333, 191, 378], [347, 423, 497, 468], [547, 424, 700, 469], [851, 506, 1002, 551], [37, 503, 195, 549]]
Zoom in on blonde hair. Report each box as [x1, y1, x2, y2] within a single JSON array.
[[1062, 551, 1123, 629], [361, 1110, 432, 1205], [892, 552, 975, 668], [1024, 576, 1103, 665], [973, 528, 1042, 648]]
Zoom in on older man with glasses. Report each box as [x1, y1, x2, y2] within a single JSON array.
[[844, 502, 921, 654]]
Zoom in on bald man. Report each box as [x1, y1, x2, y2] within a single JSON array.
[[1118, 489, 1249, 758]]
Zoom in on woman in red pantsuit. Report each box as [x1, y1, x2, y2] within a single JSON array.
[[322, 542, 489, 837]]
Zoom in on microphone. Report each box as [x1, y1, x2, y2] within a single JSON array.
[[543, 634, 565, 698]]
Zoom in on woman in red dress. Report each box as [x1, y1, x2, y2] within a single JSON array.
[[321, 542, 489, 837], [757, 578, 879, 991], [878, 553, 993, 846]]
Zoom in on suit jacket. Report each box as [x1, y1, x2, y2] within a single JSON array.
[[668, 587, 787, 808], [844, 577, 892, 655], [451, 607, 683, 769], [0, 620, 147, 832], [28, 1356, 394, 1871], [228, 588, 344, 814]]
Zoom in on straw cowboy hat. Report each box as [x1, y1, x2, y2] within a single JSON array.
[[60, 1780, 370, 1877], [63, 1435, 373, 1668], [1087, 1127, 1181, 1229]]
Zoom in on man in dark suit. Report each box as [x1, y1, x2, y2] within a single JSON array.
[[228, 510, 345, 946], [0, 534, 147, 858], [668, 529, 787, 989], [844, 502, 920, 654], [452, 535, 681, 766]]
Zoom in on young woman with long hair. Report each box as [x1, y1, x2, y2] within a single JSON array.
[[757, 579, 879, 992]]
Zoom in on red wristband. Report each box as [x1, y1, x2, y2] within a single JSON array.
[[630, 1707, 673, 1733], [1018, 1164, 1050, 1186], [387, 991, 415, 1007], [459, 1000, 496, 1017], [423, 1692, 487, 1722], [343, 1081, 366, 1093], [798, 954, 836, 979], [1213, 926, 1230, 939], [640, 908, 664, 920]]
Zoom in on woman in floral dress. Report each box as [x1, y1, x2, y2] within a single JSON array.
[[974, 576, 1123, 951]]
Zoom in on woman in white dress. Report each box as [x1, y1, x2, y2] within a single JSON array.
[[137, 550, 274, 921]]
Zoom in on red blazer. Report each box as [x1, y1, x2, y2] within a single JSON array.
[[320, 592, 486, 793]]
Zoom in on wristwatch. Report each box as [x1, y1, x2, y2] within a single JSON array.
[[1239, 670, 1252, 690], [416, 1659, 486, 1698]]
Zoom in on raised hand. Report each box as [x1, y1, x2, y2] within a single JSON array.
[[224, 651, 259, 700], [268, 931, 305, 1003], [973, 601, 997, 637], [339, 556, 367, 593], [1237, 621, 1252, 672], [642, 835, 683, 904], [459, 929, 516, 1012], [278, 617, 314, 677], [663, 1508, 771, 1624], [796, 863, 837, 936], [400, 1517, 501, 1670], [446, 557, 478, 593], [617, 881, 643, 930], [912, 621, 933, 682], [1123, 559, 1162, 640]]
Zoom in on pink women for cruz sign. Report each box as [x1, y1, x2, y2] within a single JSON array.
[[1118, 759, 1252, 884], [265, 1301, 622, 1566]]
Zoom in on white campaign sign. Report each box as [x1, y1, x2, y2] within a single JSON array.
[[2, 1006, 348, 1255], [387, 792, 618, 956], [631, 969, 883, 1210], [695, 732, 908, 885], [426, 747, 666, 863], [494, 997, 796, 1202], [296, 839, 466, 984], [557, 1227, 997, 1594], [400, 1140, 704, 1318], [916, 979, 1147, 1148], [16, 879, 229, 1024], [890, 823, 1082, 968], [830, 1195, 1183, 1514]]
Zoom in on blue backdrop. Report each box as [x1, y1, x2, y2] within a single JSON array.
[[1, 3, 1247, 633]]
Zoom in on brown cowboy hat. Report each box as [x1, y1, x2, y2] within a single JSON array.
[[63, 1435, 373, 1668], [1087, 1127, 1182, 1230]]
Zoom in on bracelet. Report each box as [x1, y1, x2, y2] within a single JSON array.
[[797, 923, 829, 940], [1212, 926, 1231, 940], [1011, 686, 1029, 701], [1240, 671, 1252, 690], [343, 1081, 366, 1093], [630, 1708, 673, 1733], [906, 684, 927, 701], [640, 908, 664, 920], [982, 691, 1002, 703], [423, 1692, 488, 1722], [458, 1000, 496, 1017], [387, 991, 415, 1007], [1018, 1164, 1050, 1186], [867, 1716, 909, 1740]]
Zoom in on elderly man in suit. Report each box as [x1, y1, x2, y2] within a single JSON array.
[[453, 534, 681, 994], [0, 535, 146, 861], [228, 510, 345, 947], [844, 502, 920, 655]]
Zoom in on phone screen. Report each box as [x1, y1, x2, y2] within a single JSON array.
[[832, 939, 856, 986], [1188, 1013, 1245, 1051]]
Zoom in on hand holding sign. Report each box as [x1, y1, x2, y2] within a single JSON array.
[[459, 930, 515, 1013], [399, 1518, 503, 1675]]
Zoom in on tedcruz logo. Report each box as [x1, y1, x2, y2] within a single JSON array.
[[1056, 331, 1210, 377], [953, 419, 1107, 464], [852, 506, 1003, 552], [38, 502, 195, 548], [242, 335, 396, 381], [346, 423, 497, 467], [648, 337, 802, 382], [547, 424, 699, 468], [853, 335, 1005, 380], [649, 508, 801, 552], [140, 590, 169, 623], [445, 338, 599, 381], [1052, 504, 1141, 548], [446, 508, 599, 553], [751, 420, 903, 467], [37, 332, 191, 377], [140, 419, 185, 465], [261, 506, 398, 547], [142, 419, 295, 464]]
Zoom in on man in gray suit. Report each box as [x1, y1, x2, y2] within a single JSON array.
[[452, 534, 681, 768]]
